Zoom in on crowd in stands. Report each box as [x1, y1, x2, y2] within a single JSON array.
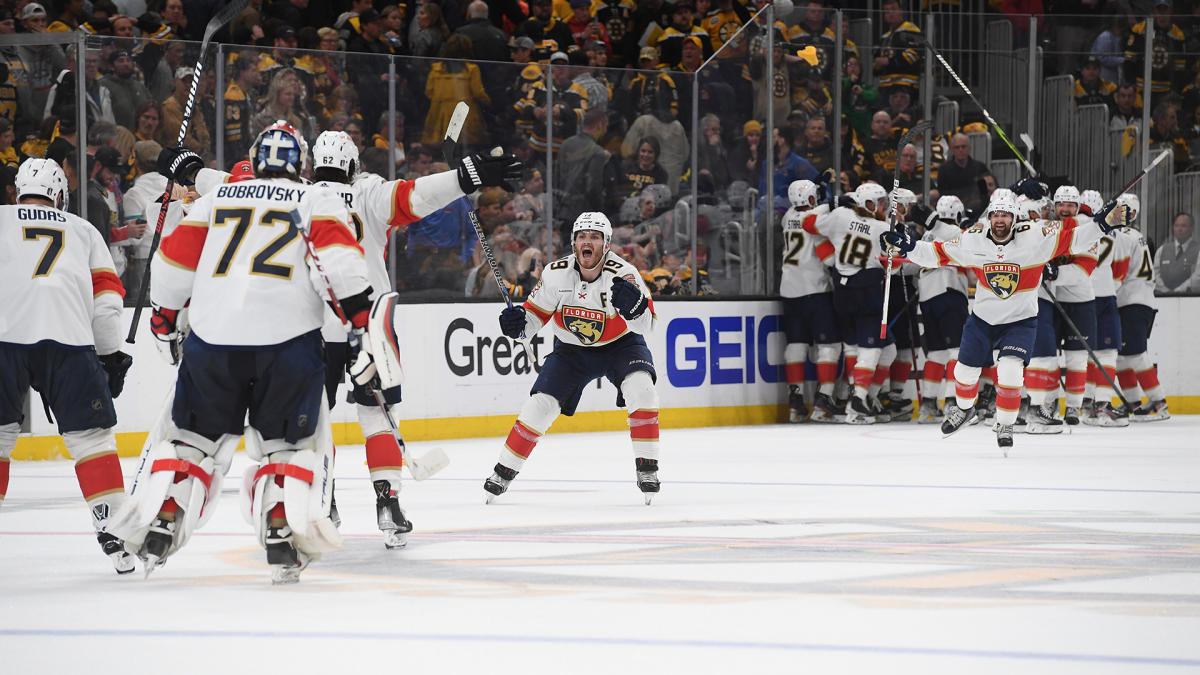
[[1, 0, 1198, 300]]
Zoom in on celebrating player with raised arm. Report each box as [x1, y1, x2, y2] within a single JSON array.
[[0, 158, 136, 574], [486, 212, 662, 504], [883, 191, 1123, 450]]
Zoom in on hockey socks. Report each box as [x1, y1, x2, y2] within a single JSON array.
[[0, 456, 8, 503], [501, 420, 542, 474], [629, 409, 660, 460], [74, 451, 124, 504], [365, 433, 405, 482]]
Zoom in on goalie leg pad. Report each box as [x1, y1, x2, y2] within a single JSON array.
[[108, 436, 218, 553], [367, 292, 405, 389]]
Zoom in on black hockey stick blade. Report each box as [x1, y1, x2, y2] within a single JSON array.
[[202, 0, 250, 45]]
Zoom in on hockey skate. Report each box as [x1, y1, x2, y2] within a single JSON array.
[[1092, 401, 1130, 427], [1064, 405, 1081, 425], [635, 457, 660, 505], [97, 532, 135, 575], [139, 517, 176, 578], [1026, 400, 1065, 434], [1013, 396, 1030, 433], [916, 398, 942, 424], [373, 480, 413, 549], [844, 395, 876, 425], [1079, 398, 1097, 426], [976, 384, 997, 426], [809, 393, 843, 423], [995, 424, 1014, 455], [940, 401, 975, 438], [879, 392, 913, 422], [867, 395, 891, 424], [1131, 399, 1170, 422], [787, 385, 808, 424], [265, 525, 310, 585], [483, 464, 517, 503]]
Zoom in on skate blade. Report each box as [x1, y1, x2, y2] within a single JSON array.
[[383, 530, 408, 549], [111, 553, 136, 575], [142, 555, 163, 579], [643, 494, 654, 506], [407, 447, 450, 481], [270, 565, 302, 585], [484, 492, 496, 505]]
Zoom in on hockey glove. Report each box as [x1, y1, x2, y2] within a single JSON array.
[[610, 276, 649, 320], [880, 230, 915, 256], [348, 330, 379, 388], [457, 149, 523, 193], [836, 194, 857, 209], [1012, 177, 1046, 200], [1042, 262, 1059, 282], [907, 203, 934, 229], [499, 306, 527, 339], [97, 351, 133, 399], [156, 146, 204, 186], [150, 304, 183, 365], [1095, 201, 1127, 233]]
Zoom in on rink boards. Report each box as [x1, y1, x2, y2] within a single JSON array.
[[12, 297, 1200, 459]]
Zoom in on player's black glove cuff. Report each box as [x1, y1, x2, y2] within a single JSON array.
[[156, 146, 203, 186], [98, 351, 133, 399], [457, 149, 523, 193], [610, 276, 648, 320], [1042, 262, 1059, 282], [499, 306, 526, 339]]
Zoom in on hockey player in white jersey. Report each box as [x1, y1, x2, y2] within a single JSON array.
[[486, 212, 661, 504], [778, 180, 841, 423], [1080, 189, 1136, 426], [879, 187, 921, 422], [916, 195, 970, 424], [802, 182, 896, 424], [883, 192, 1118, 449], [1110, 194, 1170, 421], [113, 121, 384, 583], [308, 130, 520, 547], [0, 158, 136, 574], [1046, 185, 1100, 425]]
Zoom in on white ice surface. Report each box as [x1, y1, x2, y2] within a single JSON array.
[[3, 418, 1199, 674]]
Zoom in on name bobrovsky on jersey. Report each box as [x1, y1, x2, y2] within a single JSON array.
[[215, 184, 302, 202]]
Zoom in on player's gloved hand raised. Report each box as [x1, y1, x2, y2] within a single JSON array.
[[150, 303, 183, 365], [907, 203, 934, 229], [156, 146, 204, 186], [1042, 262, 1059, 281], [457, 148, 523, 193], [610, 276, 648, 320], [499, 306, 526, 339], [836, 194, 857, 209], [1095, 200, 1127, 233], [1011, 177, 1046, 200], [880, 230, 915, 256], [97, 351, 133, 399]]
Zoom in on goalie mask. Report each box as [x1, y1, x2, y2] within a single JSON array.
[[787, 179, 819, 209], [312, 130, 359, 181], [250, 120, 309, 178], [16, 158, 69, 210]]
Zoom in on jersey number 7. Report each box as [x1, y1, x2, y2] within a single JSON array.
[[212, 208, 299, 280]]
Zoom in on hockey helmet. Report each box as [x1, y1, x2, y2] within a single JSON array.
[[250, 120, 309, 178], [1052, 184, 1080, 205], [312, 130, 359, 180], [1117, 192, 1140, 224], [16, 158, 69, 210], [855, 182, 888, 212], [787, 179, 819, 209], [890, 187, 917, 207], [990, 187, 1015, 203], [935, 195, 965, 222], [1079, 189, 1104, 216], [986, 193, 1018, 220], [1015, 195, 1036, 221], [572, 211, 613, 244]]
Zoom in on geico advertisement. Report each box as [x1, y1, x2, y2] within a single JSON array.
[[395, 301, 788, 418]]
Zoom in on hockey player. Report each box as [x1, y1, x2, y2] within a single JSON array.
[[802, 182, 895, 424], [916, 195, 970, 424], [308, 130, 520, 547], [883, 192, 1118, 448], [1045, 185, 1100, 425], [113, 122, 381, 583], [0, 158, 136, 574], [1080, 189, 1134, 426], [779, 179, 841, 423], [1111, 194, 1170, 421], [879, 187, 921, 422], [487, 212, 661, 504]]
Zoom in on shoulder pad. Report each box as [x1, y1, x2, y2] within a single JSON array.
[[547, 256, 571, 271]]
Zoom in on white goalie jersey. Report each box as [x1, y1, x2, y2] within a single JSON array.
[[517, 251, 656, 347]]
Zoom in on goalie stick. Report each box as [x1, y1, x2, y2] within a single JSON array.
[[880, 120, 932, 340], [287, 209, 449, 481], [127, 0, 250, 343]]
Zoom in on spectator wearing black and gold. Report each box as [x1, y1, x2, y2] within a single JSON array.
[[1123, 0, 1188, 98], [223, 54, 261, 169], [521, 51, 588, 155], [798, 116, 833, 176], [620, 47, 678, 122], [335, 0, 374, 50], [652, 1, 712, 68], [862, 109, 899, 185], [516, 0, 577, 56], [1109, 82, 1143, 132], [896, 143, 925, 194], [798, 68, 833, 127], [872, 0, 922, 97], [614, 136, 668, 206], [1074, 56, 1116, 109], [788, 1, 838, 85], [1149, 100, 1190, 172], [935, 132, 989, 211]]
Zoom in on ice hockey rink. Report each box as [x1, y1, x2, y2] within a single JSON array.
[[3, 419, 1198, 674]]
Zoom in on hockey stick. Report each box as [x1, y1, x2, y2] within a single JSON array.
[[1104, 149, 1171, 204], [288, 208, 449, 480], [881, 120, 932, 339], [1039, 278, 1133, 411], [920, 37, 1037, 177], [126, 0, 250, 343]]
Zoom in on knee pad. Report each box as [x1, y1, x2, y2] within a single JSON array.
[[356, 403, 393, 438], [1064, 350, 1088, 372], [816, 344, 841, 364], [784, 342, 808, 364], [620, 370, 659, 412], [954, 364, 982, 386], [518, 392, 561, 434], [997, 356, 1024, 389], [0, 422, 18, 457], [62, 427, 117, 462]]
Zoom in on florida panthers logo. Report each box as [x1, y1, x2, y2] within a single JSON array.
[[984, 263, 1021, 298], [563, 305, 605, 345]]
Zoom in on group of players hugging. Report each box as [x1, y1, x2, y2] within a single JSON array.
[[779, 175, 1170, 449], [1, 119, 662, 583]]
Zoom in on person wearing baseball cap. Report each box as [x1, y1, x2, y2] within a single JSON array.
[[19, 2, 47, 32], [99, 49, 153, 130], [1075, 54, 1116, 108], [651, 0, 712, 67]]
